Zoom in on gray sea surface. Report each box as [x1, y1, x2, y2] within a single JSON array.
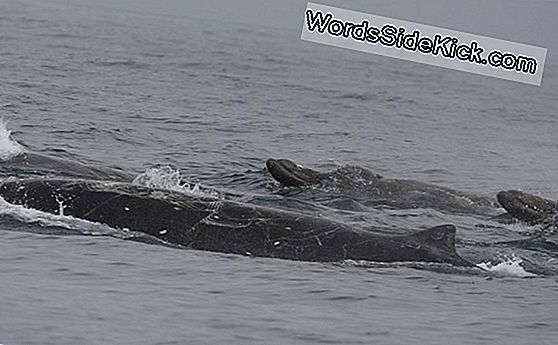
[[1, 1, 557, 344]]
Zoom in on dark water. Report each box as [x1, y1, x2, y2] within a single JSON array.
[[1, 1, 558, 344]]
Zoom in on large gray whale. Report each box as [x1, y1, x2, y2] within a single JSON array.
[[267, 158, 500, 215], [0, 178, 473, 266], [0, 152, 133, 182]]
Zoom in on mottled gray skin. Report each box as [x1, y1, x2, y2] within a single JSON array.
[[0, 179, 473, 266], [497, 190, 558, 227], [267, 158, 499, 215], [0, 152, 133, 182]]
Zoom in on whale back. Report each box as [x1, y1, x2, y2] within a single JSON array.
[[0, 178, 473, 266], [0, 179, 215, 243], [319, 165, 383, 189]]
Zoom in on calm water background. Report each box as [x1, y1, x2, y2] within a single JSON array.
[[1, 1, 558, 344]]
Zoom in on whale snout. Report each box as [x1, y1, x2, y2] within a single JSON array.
[[265, 158, 280, 172], [266, 158, 320, 187], [497, 190, 557, 225]]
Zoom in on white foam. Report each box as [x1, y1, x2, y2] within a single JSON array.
[[477, 254, 537, 278], [0, 196, 129, 238], [0, 119, 24, 160], [132, 165, 218, 197]]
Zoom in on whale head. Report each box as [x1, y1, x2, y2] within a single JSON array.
[[497, 190, 558, 225], [266, 158, 321, 187]]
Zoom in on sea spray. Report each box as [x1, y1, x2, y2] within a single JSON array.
[[132, 165, 219, 197], [0, 119, 24, 160], [477, 253, 537, 278]]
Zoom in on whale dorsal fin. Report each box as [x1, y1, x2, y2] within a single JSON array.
[[406, 224, 456, 252], [403, 224, 473, 267]]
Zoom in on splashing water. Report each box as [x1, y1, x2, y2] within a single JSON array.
[[0, 119, 24, 160], [0, 196, 128, 238], [477, 254, 537, 278], [132, 165, 218, 197]]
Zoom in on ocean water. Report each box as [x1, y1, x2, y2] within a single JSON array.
[[1, 1, 558, 344]]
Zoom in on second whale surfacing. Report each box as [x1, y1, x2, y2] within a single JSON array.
[[497, 190, 558, 227], [0, 152, 133, 182], [0, 179, 473, 266], [266, 158, 500, 215]]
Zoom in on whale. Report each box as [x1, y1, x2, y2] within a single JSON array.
[[497, 190, 557, 227], [0, 178, 473, 266], [266, 158, 500, 215], [0, 152, 134, 182]]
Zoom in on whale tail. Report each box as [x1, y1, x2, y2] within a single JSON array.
[[405, 224, 473, 267]]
